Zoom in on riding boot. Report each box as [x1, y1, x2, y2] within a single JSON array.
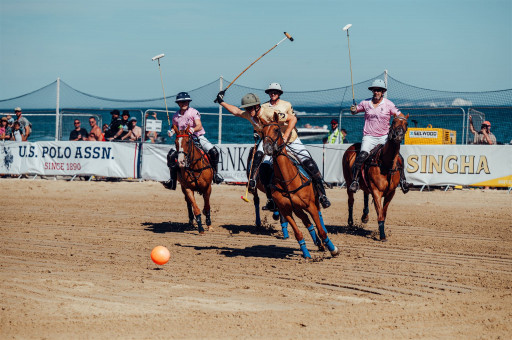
[[262, 184, 278, 211], [207, 148, 224, 184], [302, 158, 331, 208], [349, 151, 369, 193], [163, 150, 178, 190], [398, 154, 412, 194], [249, 151, 264, 190]]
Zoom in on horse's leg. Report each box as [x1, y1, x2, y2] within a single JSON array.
[[293, 208, 324, 251], [203, 183, 212, 230], [347, 189, 355, 227], [279, 213, 289, 239], [253, 190, 261, 227], [307, 203, 339, 257], [379, 189, 396, 242], [361, 192, 370, 223], [280, 206, 310, 259], [370, 190, 385, 241], [183, 187, 204, 234], [182, 186, 194, 226]]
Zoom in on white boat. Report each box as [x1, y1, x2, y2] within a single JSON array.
[[296, 125, 329, 141]]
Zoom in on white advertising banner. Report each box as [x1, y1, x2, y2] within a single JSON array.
[[402, 145, 512, 187], [0, 141, 140, 178], [140, 143, 327, 183]]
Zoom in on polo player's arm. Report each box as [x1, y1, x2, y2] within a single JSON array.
[[282, 114, 297, 142], [219, 102, 244, 117], [193, 119, 203, 132]]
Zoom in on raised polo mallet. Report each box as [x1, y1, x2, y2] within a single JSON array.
[[215, 32, 294, 102], [342, 24, 356, 105], [151, 54, 171, 126]]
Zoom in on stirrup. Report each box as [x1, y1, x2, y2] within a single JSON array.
[[213, 173, 224, 184], [348, 180, 359, 193], [262, 199, 278, 212], [319, 195, 331, 209]]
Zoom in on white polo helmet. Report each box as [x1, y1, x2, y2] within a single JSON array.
[[265, 82, 283, 95], [368, 79, 387, 92]]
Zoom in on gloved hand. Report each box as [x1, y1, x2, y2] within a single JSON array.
[[253, 131, 260, 143], [214, 90, 225, 104], [350, 104, 358, 114], [188, 127, 195, 134], [167, 129, 175, 137]]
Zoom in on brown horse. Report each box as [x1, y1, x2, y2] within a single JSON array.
[[342, 113, 409, 241], [261, 114, 339, 258], [174, 127, 213, 234]]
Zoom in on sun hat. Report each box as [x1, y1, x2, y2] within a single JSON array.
[[110, 109, 120, 115], [14, 107, 22, 112], [482, 121, 491, 127], [1, 117, 7, 122], [129, 117, 137, 122], [330, 119, 338, 124], [122, 110, 130, 117]]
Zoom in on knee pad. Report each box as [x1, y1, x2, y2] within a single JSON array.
[[302, 158, 320, 176]]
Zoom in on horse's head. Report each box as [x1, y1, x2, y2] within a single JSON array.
[[388, 113, 409, 144], [261, 113, 284, 156], [175, 125, 192, 168]]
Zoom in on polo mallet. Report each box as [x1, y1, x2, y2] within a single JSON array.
[[241, 143, 258, 202], [215, 32, 294, 102], [342, 24, 356, 105], [151, 54, 171, 126]]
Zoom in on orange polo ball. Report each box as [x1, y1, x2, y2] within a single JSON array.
[[151, 246, 170, 265]]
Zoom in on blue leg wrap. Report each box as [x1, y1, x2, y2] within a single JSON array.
[[281, 221, 289, 239], [298, 239, 311, 258], [322, 236, 336, 252], [378, 221, 386, 239], [307, 225, 320, 246], [318, 211, 328, 234]]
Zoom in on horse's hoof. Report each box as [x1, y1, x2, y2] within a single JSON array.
[[380, 237, 388, 242], [330, 246, 340, 257], [188, 220, 194, 227], [272, 212, 280, 221], [361, 215, 369, 224], [348, 220, 354, 227], [317, 243, 326, 252]]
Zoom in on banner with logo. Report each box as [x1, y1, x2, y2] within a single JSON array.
[[0, 141, 140, 178]]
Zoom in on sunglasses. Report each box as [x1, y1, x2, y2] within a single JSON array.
[[245, 106, 257, 112], [268, 91, 280, 95], [372, 88, 384, 92], [74, 122, 80, 124]]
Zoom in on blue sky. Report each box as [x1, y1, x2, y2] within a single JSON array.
[[1, 0, 511, 100]]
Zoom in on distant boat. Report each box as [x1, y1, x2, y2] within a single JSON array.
[[296, 125, 329, 141]]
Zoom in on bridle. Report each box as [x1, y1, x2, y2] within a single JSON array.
[[388, 115, 408, 143], [262, 123, 286, 156], [175, 133, 211, 174]]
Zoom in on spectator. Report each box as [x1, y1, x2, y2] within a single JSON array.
[[14, 107, 31, 140], [121, 117, 142, 141], [88, 117, 103, 141], [112, 110, 130, 140], [340, 128, 349, 143], [0, 117, 10, 140], [11, 121, 24, 141], [469, 116, 496, 145], [69, 119, 88, 141], [145, 130, 158, 143], [105, 110, 122, 140], [327, 119, 342, 144]]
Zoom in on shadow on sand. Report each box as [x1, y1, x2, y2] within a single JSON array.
[[175, 243, 297, 259], [142, 221, 197, 234]]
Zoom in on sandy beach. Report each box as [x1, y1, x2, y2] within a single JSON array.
[[1, 179, 511, 339]]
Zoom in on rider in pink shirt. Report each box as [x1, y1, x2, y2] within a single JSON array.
[[348, 79, 411, 194], [164, 92, 223, 190]]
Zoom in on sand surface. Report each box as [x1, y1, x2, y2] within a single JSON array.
[[1, 179, 511, 339]]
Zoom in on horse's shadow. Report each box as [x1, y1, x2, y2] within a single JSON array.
[[220, 224, 279, 237], [323, 224, 373, 238], [143, 221, 196, 234], [175, 243, 296, 259]]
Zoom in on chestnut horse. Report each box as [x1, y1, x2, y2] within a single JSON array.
[[175, 127, 213, 234], [342, 113, 409, 241], [261, 114, 339, 258]]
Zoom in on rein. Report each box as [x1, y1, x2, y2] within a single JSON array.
[[176, 134, 212, 185]]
